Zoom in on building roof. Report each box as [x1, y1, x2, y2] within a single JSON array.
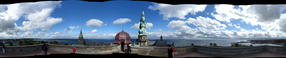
[[153, 35, 168, 46], [114, 30, 131, 44]]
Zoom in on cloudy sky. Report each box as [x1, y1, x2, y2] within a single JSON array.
[[0, 1, 286, 39]]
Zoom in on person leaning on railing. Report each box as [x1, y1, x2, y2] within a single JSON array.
[[42, 42, 49, 55]]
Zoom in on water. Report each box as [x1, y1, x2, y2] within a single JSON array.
[[171, 39, 245, 47], [40, 39, 246, 47]]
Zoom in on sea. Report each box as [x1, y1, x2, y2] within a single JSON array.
[[39, 39, 250, 47]]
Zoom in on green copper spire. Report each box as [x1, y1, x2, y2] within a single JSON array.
[[78, 28, 85, 45], [79, 28, 83, 38], [139, 10, 146, 36]]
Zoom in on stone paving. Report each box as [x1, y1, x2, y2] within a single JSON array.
[[2, 45, 286, 57], [0, 50, 69, 57]]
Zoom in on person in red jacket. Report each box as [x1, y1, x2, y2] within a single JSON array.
[[73, 47, 76, 54]]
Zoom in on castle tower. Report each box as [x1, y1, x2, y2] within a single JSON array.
[[160, 35, 163, 41], [78, 28, 86, 45], [137, 11, 148, 46]]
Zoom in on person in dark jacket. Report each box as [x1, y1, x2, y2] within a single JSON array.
[[121, 42, 125, 52], [42, 42, 48, 55], [168, 45, 174, 58], [2, 41, 5, 55], [126, 44, 131, 54]]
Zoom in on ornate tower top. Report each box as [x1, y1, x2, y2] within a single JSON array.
[[78, 28, 85, 45], [79, 28, 83, 38], [139, 10, 146, 36]]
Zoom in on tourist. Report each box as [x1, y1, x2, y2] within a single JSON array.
[[2, 41, 5, 55], [73, 47, 76, 54], [168, 45, 175, 58], [121, 42, 125, 51], [127, 44, 131, 54], [42, 42, 48, 55]]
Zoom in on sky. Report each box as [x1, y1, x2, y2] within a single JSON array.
[[1, 1, 286, 39]]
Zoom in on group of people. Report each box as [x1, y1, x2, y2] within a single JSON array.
[[168, 45, 175, 58], [120, 42, 131, 54], [42, 42, 78, 55]]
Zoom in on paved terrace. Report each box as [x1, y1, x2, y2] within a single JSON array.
[[1, 44, 286, 57]]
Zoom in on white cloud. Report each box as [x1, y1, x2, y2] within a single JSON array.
[[149, 3, 207, 20], [238, 5, 286, 32], [23, 31, 33, 37], [90, 29, 97, 33], [86, 19, 103, 27], [167, 20, 191, 32], [211, 4, 286, 36], [131, 22, 153, 29], [0, 1, 62, 38], [54, 32, 60, 34], [212, 5, 245, 23], [165, 16, 286, 39], [245, 5, 283, 22], [279, 14, 286, 32], [186, 16, 226, 31], [19, 8, 63, 31], [64, 26, 80, 32], [113, 18, 131, 24], [85, 33, 116, 39]]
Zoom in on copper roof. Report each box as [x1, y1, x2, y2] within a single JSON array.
[[114, 30, 131, 44]]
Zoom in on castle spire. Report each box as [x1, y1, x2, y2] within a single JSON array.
[[79, 28, 83, 38], [138, 10, 148, 46], [78, 28, 85, 45], [160, 34, 163, 41], [139, 10, 146, 36]]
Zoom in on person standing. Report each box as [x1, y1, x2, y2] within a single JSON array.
[[168, 45, 175, 58], [126, 44, 131, 54], [121, 42, 125, 52], [72, 47, 76, 54], [42, 42, 48, 55], [2, 41, 5, 55]]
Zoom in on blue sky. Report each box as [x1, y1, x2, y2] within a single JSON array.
[[41, 1, 169, 34], [1, 1, 286, 39]]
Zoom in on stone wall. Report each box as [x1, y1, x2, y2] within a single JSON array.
[[0, 44, 42, 54], [49, 44, 113, 54], [194, 46, 264, 56], [265, 46, 286, 54]]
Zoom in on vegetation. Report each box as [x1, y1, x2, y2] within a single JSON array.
[[231, 43, 249, 47], [213, 43, 217, 47], [231, 43, 240, 47], [284, 43, 286, 46], [191, 43, 194, 46], [8, 42, 13, 46], [49, 41, 58, 44], [19, 41, 41, 46], [64, 43, 72, 45], [0, 42, 4, 46], [209, 43, 217, 47]]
